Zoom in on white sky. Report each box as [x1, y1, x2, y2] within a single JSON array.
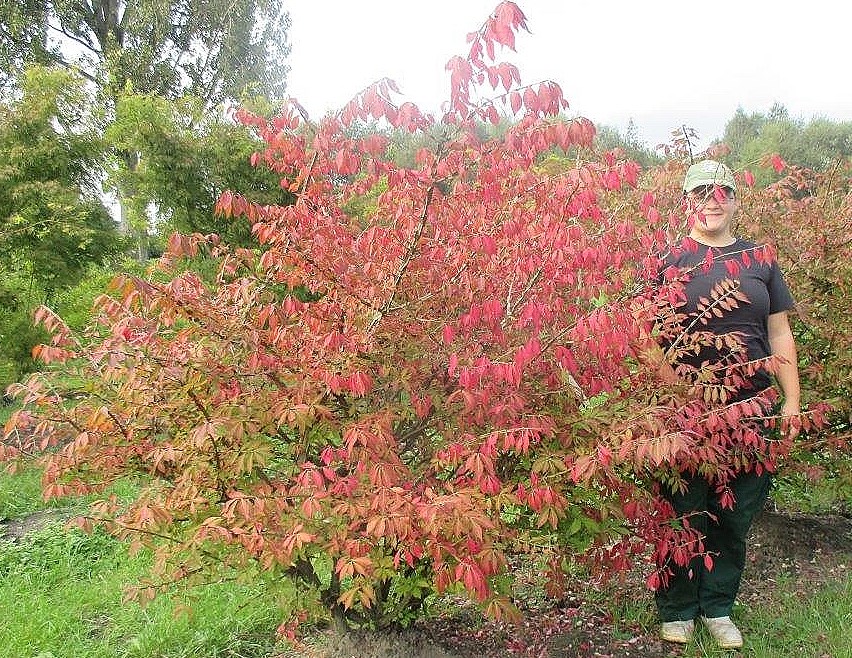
[[283, 0, 851, 150]]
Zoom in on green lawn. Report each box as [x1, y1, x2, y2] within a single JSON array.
[[0, 466, 295, 658]]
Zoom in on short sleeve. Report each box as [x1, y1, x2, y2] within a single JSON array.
[[768, 262, 795, 314]]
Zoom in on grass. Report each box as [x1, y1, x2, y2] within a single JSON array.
[[0, 466, 296, 658], [681, 574, 852, 657], [771, 452, 852, 516], [0, 521, 293, 658], [0, 462, 118, 520], [745, 577, 852, 656], [1, 463, 850, 658]]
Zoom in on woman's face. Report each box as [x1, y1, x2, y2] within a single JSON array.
[[686, 184, 738, 241]]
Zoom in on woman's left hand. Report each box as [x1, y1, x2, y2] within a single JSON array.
[[780, 399, 801, 439]]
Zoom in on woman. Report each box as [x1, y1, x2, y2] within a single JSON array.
[[655, 160, 801, 649]]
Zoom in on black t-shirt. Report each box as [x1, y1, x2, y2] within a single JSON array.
[[664, 237, 795, 398]]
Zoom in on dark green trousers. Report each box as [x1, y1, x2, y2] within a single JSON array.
[[655, 469, 771, 621]]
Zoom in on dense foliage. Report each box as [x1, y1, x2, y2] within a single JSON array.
[[0, 67, 121, 290], [106, 93, 295, 249], [0, 67, 123, 386], [736, 156, 852, 442], [1, 0, 293, 261]]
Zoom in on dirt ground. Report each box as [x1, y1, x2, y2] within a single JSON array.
[[295, 506, 852, 658]]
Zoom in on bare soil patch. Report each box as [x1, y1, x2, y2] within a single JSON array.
[[0, 508, 71, 541], [290, 507, 852, 658]]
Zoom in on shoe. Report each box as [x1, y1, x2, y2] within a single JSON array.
[[700, 615, 743, 649], [660, 619, 694, 644]]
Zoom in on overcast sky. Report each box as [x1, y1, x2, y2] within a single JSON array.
[[282, 1, 851, 150]]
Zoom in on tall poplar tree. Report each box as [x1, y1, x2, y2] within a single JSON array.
[[1, 0, 290, 103]]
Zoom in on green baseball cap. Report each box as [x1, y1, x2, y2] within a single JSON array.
[[682, 160, 737, 193]]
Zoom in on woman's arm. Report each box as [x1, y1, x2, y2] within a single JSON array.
[[767, 311, 801, 435]]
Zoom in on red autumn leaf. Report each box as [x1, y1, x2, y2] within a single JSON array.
[[603, 169, 621, 190], [508, 91, 522, 114], [702, 247, 715, 273], [215, 189, 234, 217], [522, 87, 538, 113], [725, 258, 741, 277]]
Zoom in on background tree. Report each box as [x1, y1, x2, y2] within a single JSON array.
[[594, 120, 662, 169], [0, 0, 53, 89], [0, 0, 292, 258], [106, 93, 294, 251], [0, 65, 124, 387], [722, 105, 852, 183], [719, 108, 763, 159], [0, 0, 290, 103], [791, 118, 852, 171]]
